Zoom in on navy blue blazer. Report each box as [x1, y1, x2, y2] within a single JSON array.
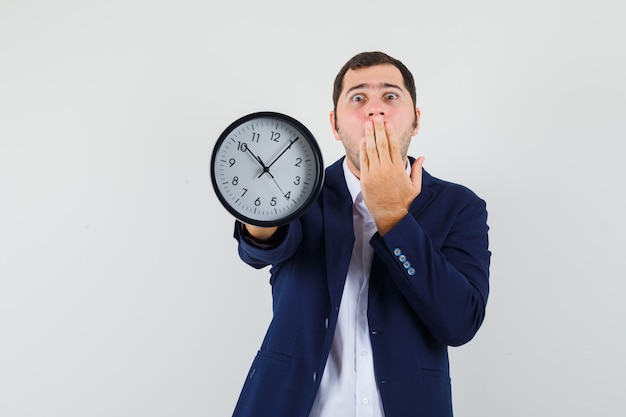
[[232, 157, 490, 417]]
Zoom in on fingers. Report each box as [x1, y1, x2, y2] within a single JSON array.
[[363, 117, 401, 167], [383, 120, 401, 165], [373, 118, 390, 163], [359, 134, 368, 174], [410, 156, 425, 181], [410, 156, 425, 196], [364, 120, 377, 165], [412, 155, 425, 169]]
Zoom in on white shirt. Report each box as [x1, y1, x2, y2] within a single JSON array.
[[308, 160, 385, 417]]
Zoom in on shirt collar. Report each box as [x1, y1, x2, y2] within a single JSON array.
[[342, 158, 362, 204]]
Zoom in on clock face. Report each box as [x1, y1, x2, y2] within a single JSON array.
[[210, 112, 324, 227]]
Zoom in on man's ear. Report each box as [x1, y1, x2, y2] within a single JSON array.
[[329, 111, 341, 141], [412, 107, 422, 136]]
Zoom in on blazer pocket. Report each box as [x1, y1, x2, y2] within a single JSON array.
[[257, 348, 294, 365], [421, 367, 448, 379], [234, 350, 297, 416], [242, 349, 294, 390]]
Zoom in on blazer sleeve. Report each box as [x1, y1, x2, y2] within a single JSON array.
[[233, 220, 303, 270], [370, 190, 490, 347]]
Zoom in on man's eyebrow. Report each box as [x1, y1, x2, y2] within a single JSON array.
[[344, 82, 403, 96]]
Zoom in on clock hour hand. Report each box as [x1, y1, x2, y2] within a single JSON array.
[[244, 145, 268, 172], [246, 145, 284, 184]]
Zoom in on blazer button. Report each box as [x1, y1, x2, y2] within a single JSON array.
[[403, 261, 411, 269], [399, 254, 407, 262], [408, 267, 416, 276], [393, 248, 402, 256]]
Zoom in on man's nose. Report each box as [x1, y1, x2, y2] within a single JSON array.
[[366, 98, 385, 118]]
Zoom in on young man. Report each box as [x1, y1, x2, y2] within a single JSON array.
[[232, 51, 491, 417]]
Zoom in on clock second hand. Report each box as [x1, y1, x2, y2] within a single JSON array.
[[265, 171, 289, 200]]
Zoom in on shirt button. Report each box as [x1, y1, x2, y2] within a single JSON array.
[[362, 398, 369, 405]]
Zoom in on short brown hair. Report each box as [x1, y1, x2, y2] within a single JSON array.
[[332, 51, 417, 112]]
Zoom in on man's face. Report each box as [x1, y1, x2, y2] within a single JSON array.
[[330, 64, 420, 177]]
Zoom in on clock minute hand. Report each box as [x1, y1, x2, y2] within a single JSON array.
[[266, 137, 300, 170]]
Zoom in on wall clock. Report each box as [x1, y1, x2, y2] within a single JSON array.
[[211, 112, 324, 227]]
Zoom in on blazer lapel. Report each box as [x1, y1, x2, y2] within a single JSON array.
[[408, 168, 437, 218], [323, 158, 354, 308]]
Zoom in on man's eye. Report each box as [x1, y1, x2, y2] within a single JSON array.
[[385, 93, 398, 100], [352, 94, 365, 102]]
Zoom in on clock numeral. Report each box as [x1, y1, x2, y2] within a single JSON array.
[[284, 191, 291, 200], [229, 158, 236, 167], [241, 188, 248, 197], [232, 176, 239, 186], [270, 131, 281, 142], [237, 142, 248, 152], [250, 132, 260, 143], [294, 176, 301, 186], [295, 157, 302, 167], [254, 198, 261, 206], [270, 197, 277, 206]]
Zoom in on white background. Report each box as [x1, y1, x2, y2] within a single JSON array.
[[1, 0, 624, 416]]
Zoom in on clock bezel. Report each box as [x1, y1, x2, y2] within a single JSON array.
[[210, 111, 325, 227]]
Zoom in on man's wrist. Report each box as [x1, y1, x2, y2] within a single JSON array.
[[374, 209, 409, 236], [244, 224, 278, 241], [240, 223, 286, 248]]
